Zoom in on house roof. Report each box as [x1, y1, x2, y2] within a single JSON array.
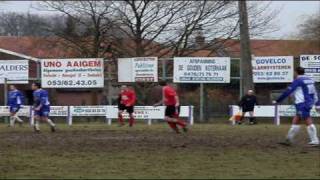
[[0, 36, 319, 59]]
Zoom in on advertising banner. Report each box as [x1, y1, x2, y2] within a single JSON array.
[[50, 106, 69, 117], [252, 56, 293, 83], [300, 55, 320, 82], [0, 106, 30, 117], [41, 58, 104, 88], [173, 57, 230, 83], [71, 106, 107, 116], [0, 60, 28, 84], [118, 57, 158, 82]]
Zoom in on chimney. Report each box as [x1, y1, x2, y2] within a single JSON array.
[[195, 24, 205, 48]]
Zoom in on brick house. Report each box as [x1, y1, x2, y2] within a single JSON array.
[[0, 36, 319, 116]]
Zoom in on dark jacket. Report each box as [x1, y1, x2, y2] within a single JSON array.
[[239, 95, 258, 112]]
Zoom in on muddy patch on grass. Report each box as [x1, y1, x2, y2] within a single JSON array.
[[0, 127, 318, 154]]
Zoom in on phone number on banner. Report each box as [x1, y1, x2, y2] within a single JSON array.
[[46, 80, 98, 86]]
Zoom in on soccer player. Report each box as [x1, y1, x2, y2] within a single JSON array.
[[118, 85, 136, 127], [7, 85, 24, 127], [316, 93, 320, 113], [274, 67, 319, 147], [154, 80, 188, 134], [32, 82, 56, 133], [238, 89, 258, 125]]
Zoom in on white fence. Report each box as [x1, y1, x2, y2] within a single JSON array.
[[0, 105, 194, 126], [229, 105, 320, 125]]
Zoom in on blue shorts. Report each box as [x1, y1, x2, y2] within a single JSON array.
[[295, 103, 312, 119], [10, 106, 20, 113], [34, 106, 50, 117]]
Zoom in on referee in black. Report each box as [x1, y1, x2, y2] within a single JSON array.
[[238, 90, 258, 125]]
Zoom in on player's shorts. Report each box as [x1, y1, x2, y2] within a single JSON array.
[[165, 105, 180, 117], [295, 103, 312, 119], [118, 104, 134, 114], [10, 106, 20, 113], [34, 106, 50, 117], [241, 106, 254, 112]]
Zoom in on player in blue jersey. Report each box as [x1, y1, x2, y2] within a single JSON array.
[[274, 67, 319, 147], [32, 82, 56, 133], [7, 85, 24, 127], [316, 91, 320, 113]]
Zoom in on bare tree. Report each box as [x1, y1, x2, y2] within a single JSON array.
[[37, 1, 116, 58], [0, 12, 52, 36], [296, 13, 320, 41]]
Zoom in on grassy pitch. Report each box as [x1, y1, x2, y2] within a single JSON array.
[[0, 122, 319, 179]]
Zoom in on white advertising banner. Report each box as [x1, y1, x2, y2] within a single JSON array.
[[118, 57, 158, 82], [41, 58, 104, 88], [107, 106, 190, 119], [231, 105, 275, 117], [71, 106, 107, 116], [279, 105, 320, 117], [300, 55, 320, 82], [173, 57, 230, 83], [0, 106, 30, 117], [0, 60, 29, 84], [50, 106, 68, 117], [252, 56, 294, 83]]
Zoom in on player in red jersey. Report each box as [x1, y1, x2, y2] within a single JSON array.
[[154, 80, 188, 133], [118, 85, 136, 127]]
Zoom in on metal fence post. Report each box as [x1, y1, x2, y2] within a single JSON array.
[[162, 58, 166, 80], [200, 83, 204, 122], [4, 78, 8, 124]]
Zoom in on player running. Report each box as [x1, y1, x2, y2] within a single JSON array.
[[118, 85, 136, 127], [7, 85, 24, 127], [154, 80, 188, 134], [32, 82, 56, 133], [274, 67, 319, 147]]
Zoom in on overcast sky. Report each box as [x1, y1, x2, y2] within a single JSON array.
[[0, 1, 319, 39]]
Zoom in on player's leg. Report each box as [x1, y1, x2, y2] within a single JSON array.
[[173, 106, 188, 132], [303, 108, 319, 146], [9, 107, 17, 127], [42, 116, 56, 132], [287, 115, 301, 143], [165, 106, 179, 133], [118, 104, 125, 126], [33, 112, 41, 133], [128, 106, 135, 127], [13, 107, 23, 126], [238, 111, 246, 125], [248, 111, 256, 125], [41, 107, 55, 132]]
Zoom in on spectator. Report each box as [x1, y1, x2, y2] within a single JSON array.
[[238, 90, 258, 125]]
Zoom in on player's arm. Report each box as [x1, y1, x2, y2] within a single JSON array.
[[275, 79, 300, 103], [175, 95, 180, 107], [128, 91, 136, 106], [35, 94, 45, 110], [16, 92, 22, 106], [315, 92, 320, 112]]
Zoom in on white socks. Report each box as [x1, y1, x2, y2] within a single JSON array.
[[307, 124, 319, 144], [35, 121, 40, 131], [34, 119, 55, 131], [9, 116, 15, 127], [287, 125, 300, 142], [47, 119, 56, 127], [9, 115, 23, 127]]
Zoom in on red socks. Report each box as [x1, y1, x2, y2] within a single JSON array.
[[176, 118, 187, 128], [118, 114, 124, 125], [129, 117, 135, 126], [168, 121, 177, 129]]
